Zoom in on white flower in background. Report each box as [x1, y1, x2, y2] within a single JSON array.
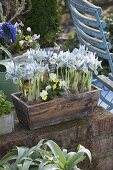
[[18, 29, 22, 34], [14, 22, 19, 28], [59, 80, 67, 88], [49, 73, 57, 82], [32, 34, 40, 40], [19, 40, 24, 46], [27, 27, 31, 32], [46, 85, 51, 91], [40, 90, 48, 100]]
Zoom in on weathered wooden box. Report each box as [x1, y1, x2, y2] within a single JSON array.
[[11, 85, 101, 130]]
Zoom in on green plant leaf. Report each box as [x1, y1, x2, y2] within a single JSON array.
[[78, 145, 91, 162], [66, 152, 84, 169], [66, 152, 76, 161], [1, 163, 12, 170], [70, 154, 86, 168], [41, 164, 60, 170], [22, 160, 32, 170], [0, 46, 14, 63], [0, 149, 17, 166], [62, 149, 68, 159], [73, 165, 81, 170], [45, 140, 66, 165], [16, 146, 29, 164], [38, 160, 48, 170], [17, 164, 23, 170]]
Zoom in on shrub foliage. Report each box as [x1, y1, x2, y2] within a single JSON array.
[[23, 0, 61, 47]]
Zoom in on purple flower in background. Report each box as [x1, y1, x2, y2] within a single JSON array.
[[0, 22, 17, 43]]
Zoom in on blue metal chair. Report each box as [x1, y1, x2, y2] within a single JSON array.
[[68, 0, 113, 112]]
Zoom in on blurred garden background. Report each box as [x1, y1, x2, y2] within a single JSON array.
[[1, 0, 113, 50]]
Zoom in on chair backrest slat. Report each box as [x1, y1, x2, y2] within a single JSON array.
[[76, 26, 111, 50], [70, 0, 102, 16], [71, 6, 106, 29], [79, 37, 110, 60], [69, 0, 102, 16], [73, 17, 109, 41]]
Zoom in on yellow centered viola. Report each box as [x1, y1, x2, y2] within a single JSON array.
[[42, 96, 47, 101], [52, 84, 57, 90]]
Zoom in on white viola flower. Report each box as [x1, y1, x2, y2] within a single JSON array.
[[59, 80, 67, 88], [19, 40, 24, 46], [40, 90, 48, 100], [27, 27, 31, 32], [46, 85, 51, 91], [49, 73, 57, 82], [40, 90, 48, 97], [32, 34, 40, 40]]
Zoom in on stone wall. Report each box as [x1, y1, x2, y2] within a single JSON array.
[[0, 107, 113, 170]]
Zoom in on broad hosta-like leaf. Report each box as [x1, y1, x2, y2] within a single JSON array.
[[78, 145, 91, 162], [0, 140, 91, 170], [41, 164, 60, 170], [45, 140, 66, 165], [22, 160, 33, 170], [0, 149, 17, 166], [16, 146, 29, 164]]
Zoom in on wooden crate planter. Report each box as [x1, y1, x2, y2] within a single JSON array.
[[11, 85, 101, 130]]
